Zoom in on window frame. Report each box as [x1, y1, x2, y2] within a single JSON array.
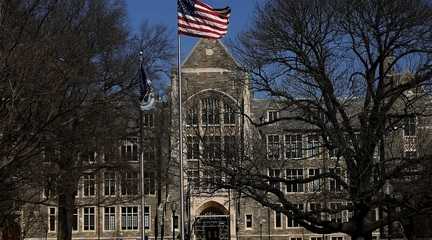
[[103, 171, 116, 197], [143, 112, 154, 128], [308, 168, 321, 193], [82, 174, 96, 197], [144, 206, 151, 229], [144, 171, 156, 195], [120, 206, 139, 231], [307, 134, 321, 158], [285, 134, 303, 159], [268, 168, 282, 191], [245, 214, 253, 230], [267, 110, 279, 122], [274, 210, 283, 229], [121, 171, 139, 196], [82, 207, 96, 232], [286, 168, 304, 193], [403, 116, 416, 137], [121, 137, 139, 162], [48, 207, 57, 233], [201, 97, 220, 126], [267, 134, 281, 160], [286, 204, 303, 228], [103, 206, 116, 232], [72, 208, 79, 232], [223, 103, 236, 125]]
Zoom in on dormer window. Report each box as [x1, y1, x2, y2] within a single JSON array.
[[268, 110, 279, 122]]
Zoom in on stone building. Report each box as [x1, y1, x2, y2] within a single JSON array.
[[20, 39, 431, 240]]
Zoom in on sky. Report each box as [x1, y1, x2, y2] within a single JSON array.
[[125, 0, 260, 58]]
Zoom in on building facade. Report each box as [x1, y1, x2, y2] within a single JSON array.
[[21, 39, 431, 240]]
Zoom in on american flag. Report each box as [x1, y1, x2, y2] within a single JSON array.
[[178, 0, 231, 39]]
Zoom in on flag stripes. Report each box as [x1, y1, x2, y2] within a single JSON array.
[[178, 0, 230, 39]]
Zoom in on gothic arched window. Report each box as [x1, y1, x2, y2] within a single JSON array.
[[202, 97, 220, 125]]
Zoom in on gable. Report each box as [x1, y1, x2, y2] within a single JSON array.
[[182, 39, 238, 70]]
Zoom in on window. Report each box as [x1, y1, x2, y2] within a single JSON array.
[[403, 116, 416, 136], [144, 206, 150, 229], [104, 207, 116, 231], [269, 169, 282, 191], [83, 207, 95, 231], [144, 171, 156, 195], [201, 167, 221, 192], [203, 136, 221, 159], [286, 169, 304, 193], [367, 208, 379, 222], [143, 112, 154, 127], [309, 203, 324, 220], [121, 138, 138, 162], [188, 161, 200, 190], [328, 139, 339, 159], [121, 206, 138, 230], [186, 106, 199, 125], [144, 144, 155, 162], [268, 110, 279, 122], [224, 103, 236, 125], [307, 135, 321, 158], [245, 214, 253, 229], [82, 174, 95, 197], [311, 237, 323, 240], [121, 172, 138, 195], [329, 203, 343, 223], [104, 171, 116, 196], [291, 238, 302, 240], [285, 134, 303, 159], [44, 175, 57, 199], [267, 135, 280, 159], [186, 136, 200, 160], [405, 150, 417, 159], [287, 204, 303, 228], [274, 210, 282, 228], [104, 146, 119, 162], [346, 202, 353, 222], [224, 136, 236, 159], [202, 97, 220, 125], [173, 215, 179, 230], [331, 237, 344, 240], [48, 207, 56, 232], [72, 208, 78, 231], [329, 168, 343, 192], [80, 151, 95, 163], [308, 168, 321, 192]]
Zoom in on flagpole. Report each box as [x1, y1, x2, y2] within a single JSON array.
[[177, 32, 186, 240], [139, 51, 146, 240]]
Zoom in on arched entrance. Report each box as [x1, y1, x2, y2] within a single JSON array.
[[194, 201, 230, 240]]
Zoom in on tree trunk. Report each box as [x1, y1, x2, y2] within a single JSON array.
[[57, 190, 75, 240]]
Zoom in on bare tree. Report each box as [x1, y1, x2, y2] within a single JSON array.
[[193, 1, 432, 240], [0, 0, 173, 239]]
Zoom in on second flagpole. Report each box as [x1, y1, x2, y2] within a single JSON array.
[[177, 33, 186, 240]]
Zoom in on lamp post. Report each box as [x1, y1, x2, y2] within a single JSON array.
[[172, 202, 178, 240]]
